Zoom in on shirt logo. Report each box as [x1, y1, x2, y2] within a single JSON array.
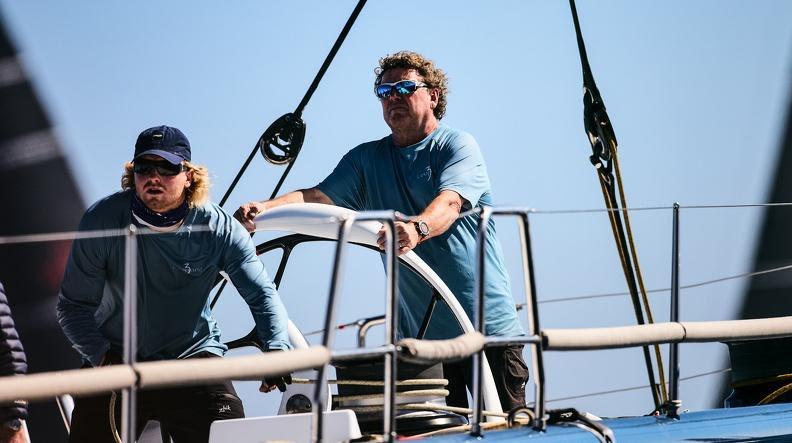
[[178, 262, 203, 275], [219, 404, 231, 414], [416, 166, 432, 181]]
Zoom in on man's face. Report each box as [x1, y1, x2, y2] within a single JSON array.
[[133, 155, 191, 212], [379, 68, 439, 133]]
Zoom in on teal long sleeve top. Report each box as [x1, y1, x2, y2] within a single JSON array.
[[57, 190, 291, 366]]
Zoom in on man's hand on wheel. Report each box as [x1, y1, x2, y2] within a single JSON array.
[[234, 201, 266, 233], [259, 373, 292, 393]]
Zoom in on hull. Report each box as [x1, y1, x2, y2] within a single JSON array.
[[428, 404, 792, 442]]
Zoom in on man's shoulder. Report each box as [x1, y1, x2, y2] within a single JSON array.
[[430, 126, 479, 155], [81, 191, 132, 229], [189, 202, 243, 234], [434, 125, 476, 146]]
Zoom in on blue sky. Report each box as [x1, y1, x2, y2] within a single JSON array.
[[2, 0, 791, 419]]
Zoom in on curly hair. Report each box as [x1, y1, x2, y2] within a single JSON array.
[[375, 51, 449, 120], [121, 160, 211, 207]]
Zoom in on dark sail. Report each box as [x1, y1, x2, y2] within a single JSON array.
[[722, 62, 792, 406], [0, 11, 84, 442]]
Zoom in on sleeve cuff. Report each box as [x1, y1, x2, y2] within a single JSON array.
[[265, 341, 293, 351], [87, 343, 111, 367]]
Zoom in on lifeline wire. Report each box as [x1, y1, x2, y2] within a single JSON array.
[[532, 261, 792, 306], [539, 368, 730, 404]]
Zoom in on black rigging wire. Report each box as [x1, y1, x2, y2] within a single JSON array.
[[211, 0, 367, 311], [568, 0, 666, 410], [217, 0, 367, 208]]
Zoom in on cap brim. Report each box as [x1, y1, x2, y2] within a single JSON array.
[[134, 150, 183, 165]]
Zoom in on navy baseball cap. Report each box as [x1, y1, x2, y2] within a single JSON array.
[[134, 125, 191, 165]]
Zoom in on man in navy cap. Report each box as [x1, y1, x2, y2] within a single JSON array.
[[57, 125, 292, 442]]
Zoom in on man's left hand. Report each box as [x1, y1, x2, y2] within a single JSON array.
[[377, 221, 421, 256], [259, 373, 292, 393]]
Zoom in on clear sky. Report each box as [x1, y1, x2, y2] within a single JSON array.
[[2, 0, 791, 421]]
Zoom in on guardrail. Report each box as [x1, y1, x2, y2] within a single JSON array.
[[3, 204, 792, 441]]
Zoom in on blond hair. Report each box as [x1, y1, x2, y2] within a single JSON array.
[[121, 160, 211, 207], [375, 51, 449, 120]]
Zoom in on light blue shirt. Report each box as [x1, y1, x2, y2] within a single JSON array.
[[57, 190, 291, 366], [318, 125, 523, 339]]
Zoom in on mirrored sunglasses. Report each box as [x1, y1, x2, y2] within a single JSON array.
[[374, 80, 428, 99], [133, 160, 185, 177]]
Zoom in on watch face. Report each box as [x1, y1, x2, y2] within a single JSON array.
[[417, 220, 430, 236]]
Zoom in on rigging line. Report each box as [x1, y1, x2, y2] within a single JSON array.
[[679, 202, 792, 210], [216, 0, 367, 208], [529, 202, 792, 215], [614, 148, 668, 403], [602, 170, 663, 407], [533, 206, 669, 215], [294, 0, 367, 118], [538, 368, 731, 404], [305, 262, 792, 338], [530, 261, 792, 306], [569, 0, 664, 408]]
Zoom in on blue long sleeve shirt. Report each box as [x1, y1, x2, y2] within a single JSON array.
[[57, 191, 291, 366]]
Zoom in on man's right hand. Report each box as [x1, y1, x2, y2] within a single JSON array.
[[98, 350, 123, 366], [234, 201, 266, 233]]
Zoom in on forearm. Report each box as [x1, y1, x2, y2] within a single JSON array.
[[234, 267, 292, 350], [261, 188, 333, 210], [416, 190, 463, 240], [225, 231, 292, 350], [56, 295, 110, 366]]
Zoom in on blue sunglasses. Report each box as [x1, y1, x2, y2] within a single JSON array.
[[374, 80, 428, 99]]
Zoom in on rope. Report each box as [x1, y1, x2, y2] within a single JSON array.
[[334, 389, 449, 403], [613, 148, 668, 404], [594, 147, 663, 408], [343, 402, 511, 419], [109, 391, 122, 443], [732, 373, 792, 388], [759, 381, 792, 405], [291, 377, 447, 387]]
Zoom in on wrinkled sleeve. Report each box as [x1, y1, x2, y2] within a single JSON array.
[[436, 132, 490, 211], [56, 213, 111, 366], [223, 218, 291, 351], [0, 282, 28, 421], [316, 148, 365, 211]]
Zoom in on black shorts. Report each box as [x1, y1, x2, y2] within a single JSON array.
[[443, 344, 529, 412], [69, 353, 245, 443]]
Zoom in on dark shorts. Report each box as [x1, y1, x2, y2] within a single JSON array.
[[69, 353, 245, 443], [443, 344, 529, 412]]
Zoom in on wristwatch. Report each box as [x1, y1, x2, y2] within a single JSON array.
[[413, 220, 430, 240]]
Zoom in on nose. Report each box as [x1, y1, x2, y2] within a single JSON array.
[[144, 171, 163, 183], [386, 92, 403, 102]]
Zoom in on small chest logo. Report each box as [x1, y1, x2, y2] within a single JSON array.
[[416, 167, 432, 181], [178, 262, 203, 275], [218, 404, 231, 414]]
